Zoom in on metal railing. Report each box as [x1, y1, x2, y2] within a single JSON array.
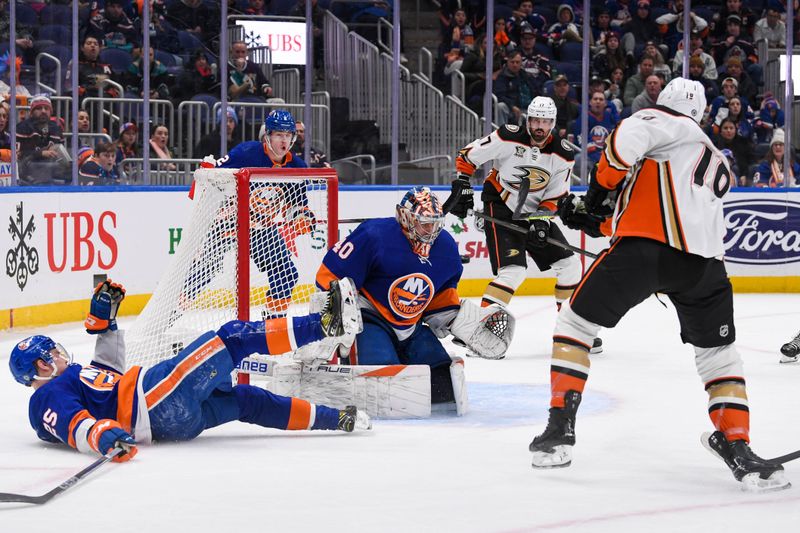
[[273, 68, 301, 103], [120, 158, 200, 185], [418, 47, 433, 82], [82, 97, 175, 144], [35, 52, 61, 96], [331, 154, 376, 183]]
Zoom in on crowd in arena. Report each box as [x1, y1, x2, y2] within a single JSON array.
[[0, 0, 798, 186]]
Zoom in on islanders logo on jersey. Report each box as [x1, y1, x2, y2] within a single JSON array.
[[249, 185, 286, 222], [510, 166, 551, 192], [79, 366, 121, 391], [387, 273, 435, 319]]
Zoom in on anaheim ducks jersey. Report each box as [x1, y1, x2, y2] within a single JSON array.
[[597, 105, 732, 259], [456, 125, 575, 213]]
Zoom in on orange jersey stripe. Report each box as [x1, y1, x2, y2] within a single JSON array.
[[426, 287, 459, 314], [286, 397, 312, 430], [484, 168, 502, 193], [362, 289, 418, 327], [315, 263, 338, 291], [709, 406, 750, 442], [570, 239, 621, 303], [596, 153, 629, 189], [612, 159, 669, 243], [145, 336, 226, 409], [116, 367, 141, 433], [68, 409, 94, 449], [265, 317, 292, 354], [359, 365, 407, 377]]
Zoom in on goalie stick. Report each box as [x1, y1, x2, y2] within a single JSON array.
[[0, 448, 124, 505], [472, 210, 598, 259]]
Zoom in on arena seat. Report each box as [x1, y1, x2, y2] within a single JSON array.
[[15, 3, 39, 26], [100, 48, 134, 75]]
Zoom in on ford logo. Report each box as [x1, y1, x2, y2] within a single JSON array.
[[724, 199, 800, 264]]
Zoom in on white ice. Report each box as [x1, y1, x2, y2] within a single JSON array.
[[2, 294, 800, 533]]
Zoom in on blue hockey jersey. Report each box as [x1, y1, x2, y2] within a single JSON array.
[[316, 218, 463, 340], [217, 141, 308, 169]]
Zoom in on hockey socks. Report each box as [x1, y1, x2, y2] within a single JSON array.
[[549, 338, 591, 408], [706, 378, 750, 442], [217, 315, 326, 364], [234, 385, 341, 430]]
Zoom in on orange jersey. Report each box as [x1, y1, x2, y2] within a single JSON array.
[[598, 106, 732, 258]]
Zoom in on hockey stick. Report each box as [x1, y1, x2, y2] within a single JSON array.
[[473, 210, 598, 259], [767, 449, 800, 465], [0, 448, 124, 505]]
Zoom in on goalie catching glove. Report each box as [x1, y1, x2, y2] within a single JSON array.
[[448, 300, 515, 360], [85, 279, 126, 334]]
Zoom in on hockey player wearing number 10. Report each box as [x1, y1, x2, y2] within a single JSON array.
[[444, 96, 602, 357], [186, 109, 317, 317], [530, 77, 790, 492], [9, 279, 370, 463], [315, 187, 515, 412]]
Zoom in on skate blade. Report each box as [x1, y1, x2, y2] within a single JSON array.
[[779, 354, 798, 364], [740, 471, 792, 493], [531, 445, 572, 469]]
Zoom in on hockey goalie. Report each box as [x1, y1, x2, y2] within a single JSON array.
[[270, 186, 515, 418]]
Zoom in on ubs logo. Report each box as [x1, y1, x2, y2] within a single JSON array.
[[388, 273, 435, 319], [724, 199, 800, 264]]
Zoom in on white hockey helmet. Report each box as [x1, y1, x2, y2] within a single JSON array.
[[656, 77, 707, 124], [526, 96, 557, 137]]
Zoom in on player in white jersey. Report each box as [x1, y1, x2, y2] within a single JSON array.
[[529, 78, 790, 492], [444, 97, 601, 355]]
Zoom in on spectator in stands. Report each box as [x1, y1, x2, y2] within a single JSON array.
[[149, 123, 177, 171], [712, 15, 760, 85], [721, 57, 757, 109], [642, 41, 671, 82], [445, 8, 475, 50], [623, 54, 654, 106], [714, 117, 752, 185], [115, 122, 139, 164], [548, 4, 582, 59], [166, 0, 220, 46], [194, 106, 241, 160], [76, 110, 104, 147], [175, 49, 219, 101], [493, 16, 515, 56], [591, 8, 615, 54], [573, 91, 619, 166], [138, 0, 181, 54], [622, 1, 660, 61], [608, 0, 634, 30], [124, 47, 174, 100], [754, 95, 784, 144], [228, 41, 280, 103], [631, 74, 663, 112], [754, 7, 786, 48], [494, 50, 539, 126], [712, 0, 756, 40], [507, 0, 548, 42], [16, 95, 69, 185], [0, 0, 36, 65], [593, 31, 629, 80], [713, 96, 754, 141], [293, 121, 330, 169], [0, 101, 10, 162], [551, 74, 579, 137], [517, 25, 551, 95], [461, 33, 504, 113], [66, 35, 121, 100], [79, 141, 121, 185], [606, 67, 626, 112], [244, 0, 270, 15], [672, 31, 718, 81], [687, 55, 719, 103], [655, 0, 709, 54], [88, 0, 141, 54], [753, 129, 800, 188]]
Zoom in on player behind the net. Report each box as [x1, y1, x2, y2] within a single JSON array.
[[443, 96, 601, 357], [9, 278, 370, 463], [313, 187, 515, 413], [529, 77, 790, 492], [183, 109, 318, 318]]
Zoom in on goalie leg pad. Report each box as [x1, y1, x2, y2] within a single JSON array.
[[450, 300, 516, 360]]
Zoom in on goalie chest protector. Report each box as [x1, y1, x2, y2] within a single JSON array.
[[317, 218, 463, 333]]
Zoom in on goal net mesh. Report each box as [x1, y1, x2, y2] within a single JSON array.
[[126, 167, 337, 370]]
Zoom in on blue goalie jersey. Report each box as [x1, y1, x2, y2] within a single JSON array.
[[316, 218, 463, 339]]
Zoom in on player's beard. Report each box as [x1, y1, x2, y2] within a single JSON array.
[[531, 129, 548, 144]]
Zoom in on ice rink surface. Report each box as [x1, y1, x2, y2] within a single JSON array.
[[1, 294, 800, 532]]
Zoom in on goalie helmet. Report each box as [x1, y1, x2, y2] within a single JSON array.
[[9, 335, 71, 386], [656, 77, 706, 124], [526, 96, 557, 139], [263, 110, 297, 150], [395, 186, 445, 258]]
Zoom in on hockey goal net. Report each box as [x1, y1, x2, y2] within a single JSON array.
[[126, 167, 338, 373]]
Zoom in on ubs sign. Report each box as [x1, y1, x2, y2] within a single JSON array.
[[724, 199, 800, 264]]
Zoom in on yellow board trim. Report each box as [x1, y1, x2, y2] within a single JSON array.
[[2, 277, 800, 330]]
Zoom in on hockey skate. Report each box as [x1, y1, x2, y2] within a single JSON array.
[[320, 278, 363, 338], [590, 338, 603, 355], [530, 390, 582, 468], [780, 331, 800, 363], [337, 405, 372, 432], [702, 431, 791, 492]]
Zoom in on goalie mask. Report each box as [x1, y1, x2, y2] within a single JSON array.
[[9, 335, 72, 386], [396, 186, 445, 258]]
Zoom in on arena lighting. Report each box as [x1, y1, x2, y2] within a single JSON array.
[[234, 20, 307, 65]]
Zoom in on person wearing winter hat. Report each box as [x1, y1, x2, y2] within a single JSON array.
[[753, 129, 800, 188], [193, 106, 241, 160], [16, 94, 70, 185], [754, 95, 784, 143]]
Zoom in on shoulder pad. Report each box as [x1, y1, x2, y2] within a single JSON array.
[[496, 125, 531, 144], [543, 133, 575, 162]]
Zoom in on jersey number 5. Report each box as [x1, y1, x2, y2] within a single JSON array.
[[692, 146, 731, 198]]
